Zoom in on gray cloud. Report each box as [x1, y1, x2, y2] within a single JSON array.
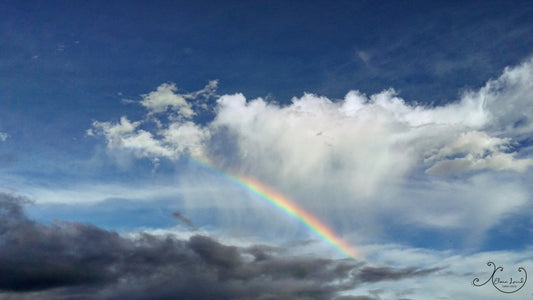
[[172, 211, 197, 230], [335, 296, 378, 300], [0, 193, 441, 299], [358, 266, 442, 283]]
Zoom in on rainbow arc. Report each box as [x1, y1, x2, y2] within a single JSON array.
[[190, 158, 360, 259]]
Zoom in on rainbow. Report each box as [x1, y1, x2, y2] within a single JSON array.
[[189, 158, 360, 259]]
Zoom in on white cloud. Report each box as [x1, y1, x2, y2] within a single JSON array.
[[91, 58, 533, 178], [88, 82, 219, 161], [399, 173, 528, 241], [425, 131, 533, 174], [138, 80, 218, 117], [90, 118, 209, 160], [427, 151, 533, 174], [205, 69, 531, 203], [161, 122, 210, 158], [482, 59, 533, 138], [24, 182, 183, 204], [0, 132, 8, 142], [88, 58, 533, 246], [91, 116, 140, 146], [140, 83, 194, 117], [90, 116, 174, 159], [352, 243, 533, 300]]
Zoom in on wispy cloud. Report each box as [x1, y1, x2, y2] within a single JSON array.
[[172, 211, 197, 230], [0, 132, 8, 142]]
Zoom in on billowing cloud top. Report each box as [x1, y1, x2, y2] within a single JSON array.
[[91, 59, 533, 175], [89, 58, 533, 244]]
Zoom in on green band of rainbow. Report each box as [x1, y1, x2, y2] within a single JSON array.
[[189, 158, 360, 259]]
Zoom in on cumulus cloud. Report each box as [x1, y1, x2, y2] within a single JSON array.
[[90, 116, 175, 158], [139, 80, 218, 117], [140, 82, 194, 116], [90, 59, 533, 175], [0, 132, 8, 142], [89, 82, 213, 159], [0, 193, 442, 299], [87, 58, 533, 244]]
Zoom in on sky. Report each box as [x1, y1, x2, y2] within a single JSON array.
[[1, 0, 533, 299]]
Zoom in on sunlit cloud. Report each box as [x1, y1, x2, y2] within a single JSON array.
[[87, 59, 533, 247]]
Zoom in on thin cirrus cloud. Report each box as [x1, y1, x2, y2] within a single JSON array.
[[88, 58, 533, 245]]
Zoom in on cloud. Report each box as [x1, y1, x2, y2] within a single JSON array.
[[0, 132, 8, 142], [89, 81, 215, 160], [89, 116, 174, 158], [424, 131, 533, 174], [357, 266, 442, 283], [18, 179, 185, 204], [0, 193, 443, 299], [350, 243, 533, 300], [336, 296, 378, 300], [90, 58, 533, 176], [140, 83, 193, 116], [172, 211, 197, 230], [357, 51, 371, 65], [139, 80, 218, 117], [87, 58, 533, 246]]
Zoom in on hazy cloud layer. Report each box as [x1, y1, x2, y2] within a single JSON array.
[[0, 193, 441, 299]]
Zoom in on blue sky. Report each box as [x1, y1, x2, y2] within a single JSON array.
[[1, 1, 533, 299]]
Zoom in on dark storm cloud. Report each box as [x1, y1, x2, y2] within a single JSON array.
[[0, 193, 441, 299]]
